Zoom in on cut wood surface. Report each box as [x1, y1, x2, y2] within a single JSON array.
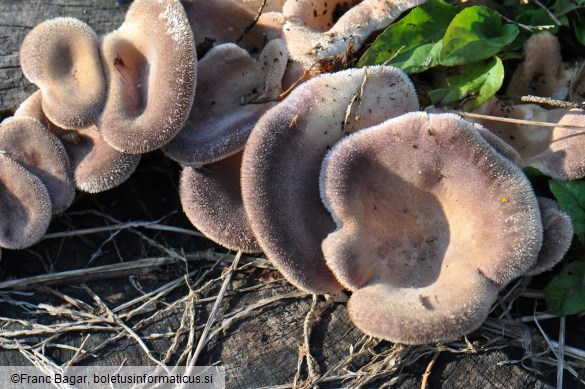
[[0, 1, 564, 388]]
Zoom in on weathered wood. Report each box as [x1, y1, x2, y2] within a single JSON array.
[[0, 0, 127, 113], [0, 1, 567, 388]]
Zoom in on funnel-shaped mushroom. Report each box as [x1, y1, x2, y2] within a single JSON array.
[[241, 66, 419, 294], [0, 117, 74, 214], [182, 0, 283, 56], [15, 91, 141, 193], [506, 32, 574, 100], [19, 17, 106, 129], [164, 39, 288, 166], [0, 153, 52, 249], [320, 112, 542, 344], [100, 0, 196, 154], [473, 99, 585, 180], [180, 151, 261, 253], [283, 0, 425, 67], [524, 197, 573, 276]]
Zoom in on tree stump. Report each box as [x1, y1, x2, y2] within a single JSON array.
[[0, 1, 562, 388]]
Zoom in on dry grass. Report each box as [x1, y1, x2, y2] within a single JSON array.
[[0, 214, 583, 388]]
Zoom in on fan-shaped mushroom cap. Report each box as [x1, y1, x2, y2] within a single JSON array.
[[473, 99, 585, 180], [15, 91, 140, 193], [320, 112, 542, 344], [0, 117, 74, 214], [182, 0, 284, 55], [0, 153, 52, 249], [473, 123, 524, 166], [283, 0, 425, 67], [506, 32, 574, 100], [241, 66, 419, 294], [19, 17, 106, 129], [100, 0, 196, 154], [164, 39, 288, 166], [180, 151, 261, 253], [524, 197, 573, 276]]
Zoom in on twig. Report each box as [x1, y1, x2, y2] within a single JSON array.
[[181, 251, 242, 389], [456, 111, 585, 130], [236, 0, 267, 43], [532, 0, 563, 26], [421, 350, 440, 389], [0, 250, 268, 290], [83, 285, 169, 373], [558, 316, 566, 389], [42, 220, 205, 240]]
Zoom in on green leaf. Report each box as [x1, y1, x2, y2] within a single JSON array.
[[549, 180, 585, 246], [428, 56, 504, 110], [572, 12, 585, 45], [440, 6, 519, 66], [545, 260, 585, 316], [358, 0, 461, 74]]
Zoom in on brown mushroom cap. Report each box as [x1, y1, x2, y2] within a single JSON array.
[[15, 91, 140, 193], [182, 0, 283, 55], [473, 99, 585, 180], [283, 0, 425, 66], [241, 66, 419, 294], [0, 153, 52, 249], [180, 151, 261, 253], [506, 32, 574, 100], [524, 197, 573, 276], [0, 116, 74, 214], [320, 112, 542, 344], [19, 17, 106, 129], [100, 0, 196, 154], [164, 39, 288, 166]]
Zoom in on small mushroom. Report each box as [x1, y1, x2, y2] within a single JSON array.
[[473, 99, 585, 180], [164, 39, 288, 166], [100, 0, 196, 154], [524, 197, 573, 276], [0, 153, 52, 249], [241, 66, 419, 294], [0, 116, 74, 214], [19, 17, 106, 129], [15, 91, 140, 193], [283, 0, 425, 67], [320, 112, 542, 344], [180, 151, 261, 253], [506, 32, 575, 100]]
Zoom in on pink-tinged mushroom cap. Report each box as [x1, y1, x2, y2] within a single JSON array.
[[473, 99, 585, 180], [472, 123, 524, 166], [164, 40, 288, 166], [0, 117, 74, 214], [100, 0, 196, 154], [320, 112, 542, 344], [524, 197, 573, 276], [15, 91, 141, 193], [182, 0, 283, 55], [283, 0, 425, 67], [506, 32, 573, 100], [180, 151, 261, 253], [241, 66, 419, 294], [0, 153, 52, 249], [19, 17, 106, 129]]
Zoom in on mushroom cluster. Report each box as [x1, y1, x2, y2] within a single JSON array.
[[2, 0, 575, 345]]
